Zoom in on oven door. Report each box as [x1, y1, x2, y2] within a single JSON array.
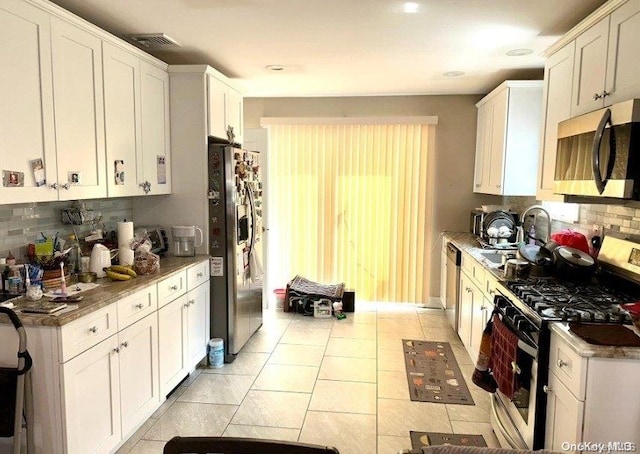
[[491, 357, 538, 449], [490, 295, 541, 450]]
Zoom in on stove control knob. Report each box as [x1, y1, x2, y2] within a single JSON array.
[[543, 385, 552, 394], [556, 359, 568, 369]]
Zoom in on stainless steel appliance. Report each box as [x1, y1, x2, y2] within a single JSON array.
[[445, 242, 461, 331], [555, 99, 640, 199], [208, 138, 263, 362], [490, 236, 640, 449]]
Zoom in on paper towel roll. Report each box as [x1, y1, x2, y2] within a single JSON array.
[[119, 248, 134, 266], [117, 221, 134, 248]]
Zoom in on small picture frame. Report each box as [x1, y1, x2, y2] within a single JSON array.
[[157, 156, 166, 184], [114, 160, 125, 185], [68, 171, 81, 185], [3, 170, 24, 187], [31, 159, 46, 187]]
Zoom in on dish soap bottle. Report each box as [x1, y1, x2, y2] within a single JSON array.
[[528, 219, 536, 245]]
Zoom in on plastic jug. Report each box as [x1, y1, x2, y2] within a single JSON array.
[[90, 244, 111, 278], [171, 226, 203, 256]]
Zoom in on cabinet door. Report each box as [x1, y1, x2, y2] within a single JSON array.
[[605, 0, 640, 105], [140, 61, 171, 195], [186, 282, 209, 370], [0, 0, 57, 204], [158, 294, 188, 397], [228, 86, 243, 144], [103, 42, 141, 198], [458, 272, 473, 348], [545, 370, 584, 452], [571, 17, 609, 116], [487, 88, 509, 194], [473, 103, 488, 192], [207, 74, 228, 140], [118, 313, 159, 436], [62, 335, 121, 454], [469, 281, 485, 364], [537, 43, 575, 201], [51, 17, 107, 200]]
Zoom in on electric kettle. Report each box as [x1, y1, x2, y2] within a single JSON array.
[[90, 243, 111, 278]]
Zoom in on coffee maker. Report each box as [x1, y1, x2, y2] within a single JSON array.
[[171, 226, 203, 256]]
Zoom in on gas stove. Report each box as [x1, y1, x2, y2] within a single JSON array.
[[504, 278, 635, 324]]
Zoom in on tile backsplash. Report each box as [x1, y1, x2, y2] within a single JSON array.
[[0, 198, 133, 262], [552, 203, 640, 246]]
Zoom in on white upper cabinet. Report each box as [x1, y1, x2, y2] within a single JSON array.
[[103, 42, 142, 198], [50, 17, 107, 200], [571, 0, 640, 116], [537, 43, 575, 201], [140, 61, 171, 195], [207, 72, 244, 145], [605, 0, 640, 104], [0, 0, 57, 204], [473, 81, 543, 196]]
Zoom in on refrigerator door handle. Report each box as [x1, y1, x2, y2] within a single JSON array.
[[246, 182, 257, 257]]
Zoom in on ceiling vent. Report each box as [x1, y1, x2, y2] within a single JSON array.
[[124, 33, 181, 49]]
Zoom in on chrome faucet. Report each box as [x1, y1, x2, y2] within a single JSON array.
[[518, 205, 551, 244]]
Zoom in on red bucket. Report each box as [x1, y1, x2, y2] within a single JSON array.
[[273, 288, 286, 305]]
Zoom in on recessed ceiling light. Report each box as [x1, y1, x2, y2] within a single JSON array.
[[505, 48, 534, 57], [443, 71, 465, 77], [265, 65, 285, 71], [403, 2, 419, 13]]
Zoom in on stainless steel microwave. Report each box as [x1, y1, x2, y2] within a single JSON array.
[[554, 99, 640, 199]]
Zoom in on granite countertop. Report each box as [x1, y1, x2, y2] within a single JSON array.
[[550, 323, 640, 360], [443, 231, 640, 359], [443, 231, 512, 281], [0, 255, 209, 327]]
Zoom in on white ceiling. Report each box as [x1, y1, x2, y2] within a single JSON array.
[[49, 0, 607, 97]]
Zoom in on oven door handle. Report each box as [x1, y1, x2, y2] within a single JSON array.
[[491, 394, 529, 449], [592, 108, 615, 195]]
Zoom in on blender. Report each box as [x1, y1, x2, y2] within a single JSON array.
[[171, 226, 203, 256]]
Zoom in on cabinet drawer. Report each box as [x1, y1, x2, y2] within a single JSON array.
[[484, 272, 499, 300], [117, 286, 158, 330], [549, 332, 588, 400], [59, 305, 118, 363], [461, 253, 485, 286], [157, 270, 187, 308], [187, 260, 210, 291]]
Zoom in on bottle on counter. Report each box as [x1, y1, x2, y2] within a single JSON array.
[[64, 234, 81, 274]]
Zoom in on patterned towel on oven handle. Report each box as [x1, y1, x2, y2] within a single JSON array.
[[489, 314, 520, 400]]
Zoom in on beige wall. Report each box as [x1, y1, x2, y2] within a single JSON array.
[[244, 95, 505, 302]]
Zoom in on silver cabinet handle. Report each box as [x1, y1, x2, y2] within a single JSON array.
[[188, 299, 195, 306], [113, 347, 120, 353], [475, 183, 481, 188], [170, 285, 178, 291], [543, 385, 552, 394], [121, 341, 129, 348], [602, 90, 610, 98], [488, 289, 495, 295], [62, 183, 70, 190], [89, 326, 98, 333], [50, 183, 58, 190], [480, 306, 487, 311], [594, 92, 602, 100], [183, 303, 190, 308], [135, 303, 144, 309], [496, 184, 501, 188], [197, 272, 204, 277], [139, 181, 151, 194], [556, 359, 568, 368]]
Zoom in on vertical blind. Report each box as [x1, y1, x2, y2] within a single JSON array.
[[267, 123, 432, 303]]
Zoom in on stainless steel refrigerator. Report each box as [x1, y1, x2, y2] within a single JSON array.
[[208, 138, 263, 362]]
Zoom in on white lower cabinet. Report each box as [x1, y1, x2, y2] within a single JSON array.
[[544, 328, 640, 451], [62, 334, 121, 454], [62, 313, 159, 454], [158, 281, 210, 397]]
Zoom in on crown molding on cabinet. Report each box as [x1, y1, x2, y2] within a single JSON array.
[[543, 0, 628, 57], [475, 80, 544, 108]]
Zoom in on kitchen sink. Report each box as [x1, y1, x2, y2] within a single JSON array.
[[481, 252, 506, 264]]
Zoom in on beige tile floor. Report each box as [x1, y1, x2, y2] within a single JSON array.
[[116, 302, 500, 454]]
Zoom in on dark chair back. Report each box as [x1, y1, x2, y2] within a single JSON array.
[[163, 436, 340, 454]]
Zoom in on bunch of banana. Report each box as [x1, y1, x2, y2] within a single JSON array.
[[104, 265, 137, 281]]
